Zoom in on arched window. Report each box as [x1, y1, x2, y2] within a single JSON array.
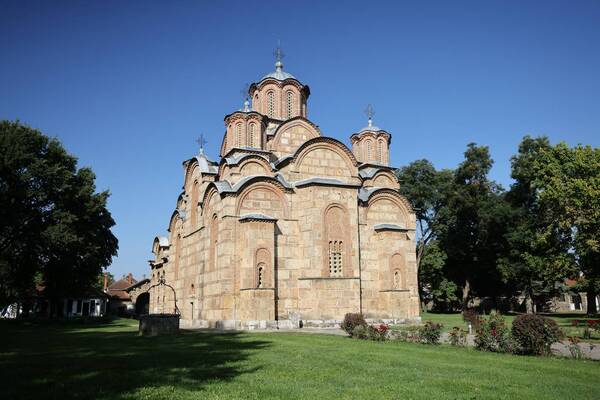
[[174, 234, 182, 280], [257, 263, 265, 288], [236, 123, 243, 147], [366, 140, 373, 161], [390, 253, 406, 289], [324, 205, 347, 277], [286, 91, 294, 119], [190, 181, 199, 228], [247, 123, 255, 148], [190, 283, 195, 295], [267, 91, 275, 118], [377, 139, 385, 164], [393, 270, 401, 289], [255, 248, 270, 288], [209, 215, 218, 271]]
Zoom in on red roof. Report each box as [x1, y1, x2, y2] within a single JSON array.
[[107, 273, 137, 301]]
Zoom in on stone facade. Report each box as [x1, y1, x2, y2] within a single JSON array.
[[148, 59, 420, 329]]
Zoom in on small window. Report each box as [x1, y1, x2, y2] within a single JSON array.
[[248, 124, 255, 148], [367, 141, 373, 161], [286, 91, 294, 119], [328, 240, 343, 277], [236, 123, 243, 147], [378, 140, 384, 163], [267, 91, 275, 118], [257, 263, 265, 288], [393, 270, 401, 289]]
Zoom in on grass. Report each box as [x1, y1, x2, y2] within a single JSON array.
[[1, 318, 599, 400], [422, 311, 600, 341]]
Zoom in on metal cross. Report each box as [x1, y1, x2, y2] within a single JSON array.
[[364, 104, 375, 121], [196, 134, 207, 152], [273, 40, 285, 62], [240, 83, 250, 101]]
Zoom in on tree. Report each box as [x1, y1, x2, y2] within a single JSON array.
[[437, 143, 510, 310], [418, 240, 458, 312], [397, 160, 453, 308], [500, 136, 574, 313], [533, 143, 600, 314], [0, 121, 118, 315]]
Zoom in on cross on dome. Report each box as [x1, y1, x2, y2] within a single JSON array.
[[196, 134, 207, 154], [364, 104, 375, 127]]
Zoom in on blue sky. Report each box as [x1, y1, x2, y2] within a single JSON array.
[[2, 1, 599, 280]]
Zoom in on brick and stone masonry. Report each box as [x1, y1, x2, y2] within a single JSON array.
[[147, 56, 420, 329]]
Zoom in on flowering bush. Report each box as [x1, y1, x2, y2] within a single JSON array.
[[341, 313, 367, 336], [367, 324, 389, 341], [511, 314, 562, 356], [419, 321, 442, 344], [474, 311, 514, 353], [448, 326, 468, 346], [392, 325, 421, 343], [351, 323, 389, 341]]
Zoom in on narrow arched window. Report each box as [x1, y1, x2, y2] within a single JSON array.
[[366, 140, 373, 161], [190, 181, 199, 228], [257, 263, 265, 288], [210, 215, 218, 271], [378, 139, 385, 164], [286, 91, 294, 119], [267, 91, 275, 118], [174, 234, 182, 280], [248, 124, 255, 148], [393, 270, 401, 289], [236, 123, 243, 147]]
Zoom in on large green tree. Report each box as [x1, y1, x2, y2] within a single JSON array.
[[437, 143, 511, 310], [0, 121, 118, 315], [533, 142, 600, 314], [500, 136, 574, 313], [397, 159, 455, 309]]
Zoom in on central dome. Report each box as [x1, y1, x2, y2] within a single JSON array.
[[260, 61, 296, 81]]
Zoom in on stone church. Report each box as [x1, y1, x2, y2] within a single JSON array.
[[148, 54, 420, 329]]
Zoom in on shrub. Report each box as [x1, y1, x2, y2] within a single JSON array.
[[474, 311, 514, 353], [419, 321, 442, 344], [567, 336, 584, 359], [448, 326, 468, 346], [511, 314, 562, 356], [341, 313, 366, 336], [392, 325, 421, 343], [351, 325, 369, 339], [367, 324, 389, 341]]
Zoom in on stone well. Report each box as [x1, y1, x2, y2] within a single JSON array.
[[139, 314, 180, 336]]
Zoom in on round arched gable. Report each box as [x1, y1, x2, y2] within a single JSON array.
[[235, 181, 290, 219], [366, 190, 413, 225], [271, 118, 321, 153]]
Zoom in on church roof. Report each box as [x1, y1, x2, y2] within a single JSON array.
[[260, 60, 297, 82], [374, 223, 412, 232], [239, 213, 278, 222]]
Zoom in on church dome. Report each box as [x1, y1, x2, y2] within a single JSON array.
[[260, 61, 297, 82]]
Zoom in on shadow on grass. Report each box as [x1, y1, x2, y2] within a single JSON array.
[[0, 319, 271, 399]]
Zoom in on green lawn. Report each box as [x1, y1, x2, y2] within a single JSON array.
[[1, 318, 599, 400], [422, 311, 600, 341]]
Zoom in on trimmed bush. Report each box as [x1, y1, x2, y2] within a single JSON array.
[[392, 325, 421, 343], [448, 326, 468, 346], [474, 311, 514, 353], [341, 313, 366, 336], [511, 314, 562, 355], [351, 325, 369, 339], [419, 321, 442, 344]]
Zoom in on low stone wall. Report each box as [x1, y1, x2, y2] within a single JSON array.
[[139, 314, 180, 336]]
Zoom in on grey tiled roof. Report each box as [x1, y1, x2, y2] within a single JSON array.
[[294, 177, 361, 188], [374, 223, 412, 232], [156, 236, 169, 247], [358, 187, 381, 202], [239, 213, 278, 222]]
